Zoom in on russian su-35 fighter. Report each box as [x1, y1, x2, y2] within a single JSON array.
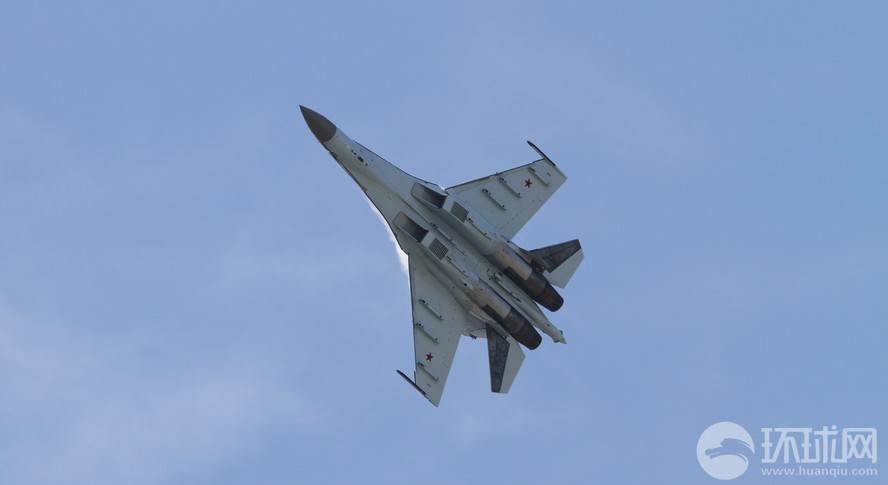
[[301, 106, 583, 406]]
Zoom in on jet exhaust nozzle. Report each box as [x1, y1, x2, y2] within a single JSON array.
[[491, 242, 565, 312], [499, 308, 542, 350], [504, 268, 563, 312], [472, 282, 543, 350], [480, 304, 541, 350]]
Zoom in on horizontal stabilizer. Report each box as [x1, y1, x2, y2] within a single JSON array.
[[486, 323, 525, 394], [530, 239, 583, 288]]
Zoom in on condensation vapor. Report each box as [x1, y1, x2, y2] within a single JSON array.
[[367, 200, 409, 276]]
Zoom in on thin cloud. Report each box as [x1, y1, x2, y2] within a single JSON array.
[[0, 297, 324, 485]]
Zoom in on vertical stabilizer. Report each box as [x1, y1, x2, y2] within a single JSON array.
[[486, 323, 525, 393]]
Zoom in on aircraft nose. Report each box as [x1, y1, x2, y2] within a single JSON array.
[[300, 105, 337, 143]]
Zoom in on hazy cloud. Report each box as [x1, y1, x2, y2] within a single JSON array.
[[0, 297, 322, 485]]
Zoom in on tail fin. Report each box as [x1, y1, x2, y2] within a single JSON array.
[[486, 323, 525, 394], [529, 239, 583, 288]]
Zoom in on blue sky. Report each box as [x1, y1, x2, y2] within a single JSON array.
[[1, 2, 886, 483]]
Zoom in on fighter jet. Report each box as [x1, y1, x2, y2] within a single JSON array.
[[300, 106, 583, 406]]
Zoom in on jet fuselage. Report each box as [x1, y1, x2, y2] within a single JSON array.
[[301, 106, 565, 347]]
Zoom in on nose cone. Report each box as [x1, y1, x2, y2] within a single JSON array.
[[300, 106, 337, 143]]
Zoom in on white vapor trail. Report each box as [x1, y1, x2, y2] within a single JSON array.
[[367, 200, 409, 276]]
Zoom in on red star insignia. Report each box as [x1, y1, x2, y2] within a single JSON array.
[[524, 179, 533, 188], [425, 352, 434, 362]]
